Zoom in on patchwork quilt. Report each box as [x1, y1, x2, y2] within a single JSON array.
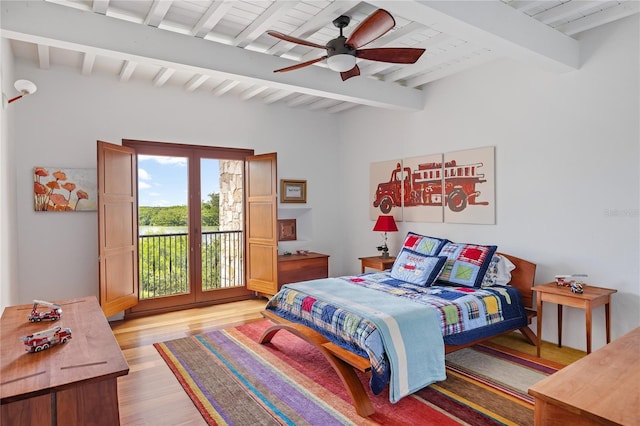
[[265, 271, 528, 400]]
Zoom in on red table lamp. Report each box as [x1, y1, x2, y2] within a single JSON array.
[[373, 215, 398, 258]]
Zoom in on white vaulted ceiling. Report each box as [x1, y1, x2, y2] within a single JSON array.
[[2, 0, 638, 112]]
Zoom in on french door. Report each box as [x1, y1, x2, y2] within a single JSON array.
[[123, 140, 253, 314]]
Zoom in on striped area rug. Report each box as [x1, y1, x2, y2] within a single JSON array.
[[154, 320, 560, 426]]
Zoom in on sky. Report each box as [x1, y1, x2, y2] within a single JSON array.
[[137, 155, 219, 207]]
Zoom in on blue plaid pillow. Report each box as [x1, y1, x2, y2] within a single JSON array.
[[400, 232, 449, 256], [437, 242, 497, 288], [390, 248, 448, 286]]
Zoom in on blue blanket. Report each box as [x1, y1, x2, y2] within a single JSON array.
[[284, 279, 446, 403]]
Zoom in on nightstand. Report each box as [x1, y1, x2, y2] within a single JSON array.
[[277, 252, 329, 291], [532, 282, 617, 356], [358, 256, 396, 273]]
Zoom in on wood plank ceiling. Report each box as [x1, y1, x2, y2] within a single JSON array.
[[2, 0, 638, 112]]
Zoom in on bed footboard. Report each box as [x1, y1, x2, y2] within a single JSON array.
[[259, 310, 375, 417]]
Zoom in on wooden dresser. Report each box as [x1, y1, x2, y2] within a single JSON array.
[[528, 327, 640, 425], [277, 252, 329, 291], [1, 297, 129, 426]]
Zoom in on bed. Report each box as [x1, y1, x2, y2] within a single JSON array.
[[259, 234, 537, 417]]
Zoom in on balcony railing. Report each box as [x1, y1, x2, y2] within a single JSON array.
[[138, 230, 243, 299]]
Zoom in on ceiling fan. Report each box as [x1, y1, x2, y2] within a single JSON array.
[[267, 9, 425, 81]]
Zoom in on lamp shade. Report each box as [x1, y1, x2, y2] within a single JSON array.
[[327, 54, 356, 72], [15, 79, 37, 95], [373, 215, 398, 232]]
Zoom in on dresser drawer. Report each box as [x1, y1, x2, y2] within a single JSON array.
[[277, 252, 329, 288]]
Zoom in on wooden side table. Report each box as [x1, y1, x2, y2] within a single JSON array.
[[1, 296, 129, 425], [359, 256, 396, 273], [532, 282, 617, 356], [528, 327, 639, 426]]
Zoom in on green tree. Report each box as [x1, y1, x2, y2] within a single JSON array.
[[201, 192, 219, 226], [154, 206, 187, 226]]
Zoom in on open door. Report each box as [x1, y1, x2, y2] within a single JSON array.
[[245, 153, 278, 295], [97, 141, 139, 317]]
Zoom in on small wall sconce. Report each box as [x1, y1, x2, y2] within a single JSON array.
[[7, 79, 37, 105]]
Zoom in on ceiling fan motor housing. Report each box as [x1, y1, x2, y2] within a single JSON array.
[[326, 36, 356, 58]]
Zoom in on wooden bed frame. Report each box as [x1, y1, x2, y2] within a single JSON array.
[[259, 252, 537, 417]]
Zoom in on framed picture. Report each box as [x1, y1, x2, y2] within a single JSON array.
[[280, 179, 307, 203], [34, 167, 97, 212], [277, 219, 297, 241]]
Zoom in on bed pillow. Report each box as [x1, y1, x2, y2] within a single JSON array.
[[436, 242, 497, 288], [390, 248, 448, 286], [400, 232, 449, 256], [481, 254, 516, 287]]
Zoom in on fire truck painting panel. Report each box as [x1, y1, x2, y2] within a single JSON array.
[[443, 146, 495, 224], [369, 159, 404, 221], [373, 160, 487, 212]]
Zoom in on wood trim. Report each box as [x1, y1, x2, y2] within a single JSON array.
[[122, 139, 253, 160]]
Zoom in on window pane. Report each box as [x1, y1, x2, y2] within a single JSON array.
[[201, 159, 244, 291], [137, 155, 189, 299]]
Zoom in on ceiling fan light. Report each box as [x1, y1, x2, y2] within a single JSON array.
[[327, 54, 356, 72]]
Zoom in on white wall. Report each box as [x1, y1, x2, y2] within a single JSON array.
[[2, 15, 638, 352], [336, 15, 639, 352], [0, 37, 19, 311], [7, 66, 343, 306]]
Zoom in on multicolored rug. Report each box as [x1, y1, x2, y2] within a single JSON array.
[[154, 320, 560, 426]]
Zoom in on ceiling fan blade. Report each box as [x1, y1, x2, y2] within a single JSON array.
[[273, 56, 328, 73], [340, 65, 360, 81], [346, 9, 395, 49], [267, 31, 328, 50], [356, 48, 426, 64]]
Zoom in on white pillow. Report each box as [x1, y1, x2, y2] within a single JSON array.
[[481, 254, 516, 287]]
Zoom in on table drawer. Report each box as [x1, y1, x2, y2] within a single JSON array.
[[277, 253, 329, 287]]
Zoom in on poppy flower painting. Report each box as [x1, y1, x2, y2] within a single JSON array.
[[33, 167, 97, 211]]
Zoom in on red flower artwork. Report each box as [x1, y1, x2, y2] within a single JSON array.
[[33, 167, 95, 211]]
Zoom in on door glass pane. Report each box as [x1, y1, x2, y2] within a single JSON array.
[[201, 159, 244, 291], [137, 155, 189, 299]]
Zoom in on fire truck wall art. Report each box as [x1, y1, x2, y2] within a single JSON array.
[[370, 146, 495, 225], [369, 159, 404, 222], [34, 167, 98, 212]]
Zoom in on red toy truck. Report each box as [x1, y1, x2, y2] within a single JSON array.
[[28, 299, 62, 322], [21, 326, 72, 353]]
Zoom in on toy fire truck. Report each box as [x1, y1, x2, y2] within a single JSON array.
[[21, 326, 72, 353], [28, 299, 62, 322]]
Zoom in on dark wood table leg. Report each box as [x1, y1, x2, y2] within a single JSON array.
[[557, 304, 563, 348], [586, 302, 593, 354], [605, 301, 612, 343], [537, 297, 543, 357]]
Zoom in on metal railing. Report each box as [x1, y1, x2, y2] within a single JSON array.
[[138, 230, 244, 299]]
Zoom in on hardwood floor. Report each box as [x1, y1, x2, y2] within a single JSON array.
[[111, 298, 585, 425], [112, 299, 266, 426]]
